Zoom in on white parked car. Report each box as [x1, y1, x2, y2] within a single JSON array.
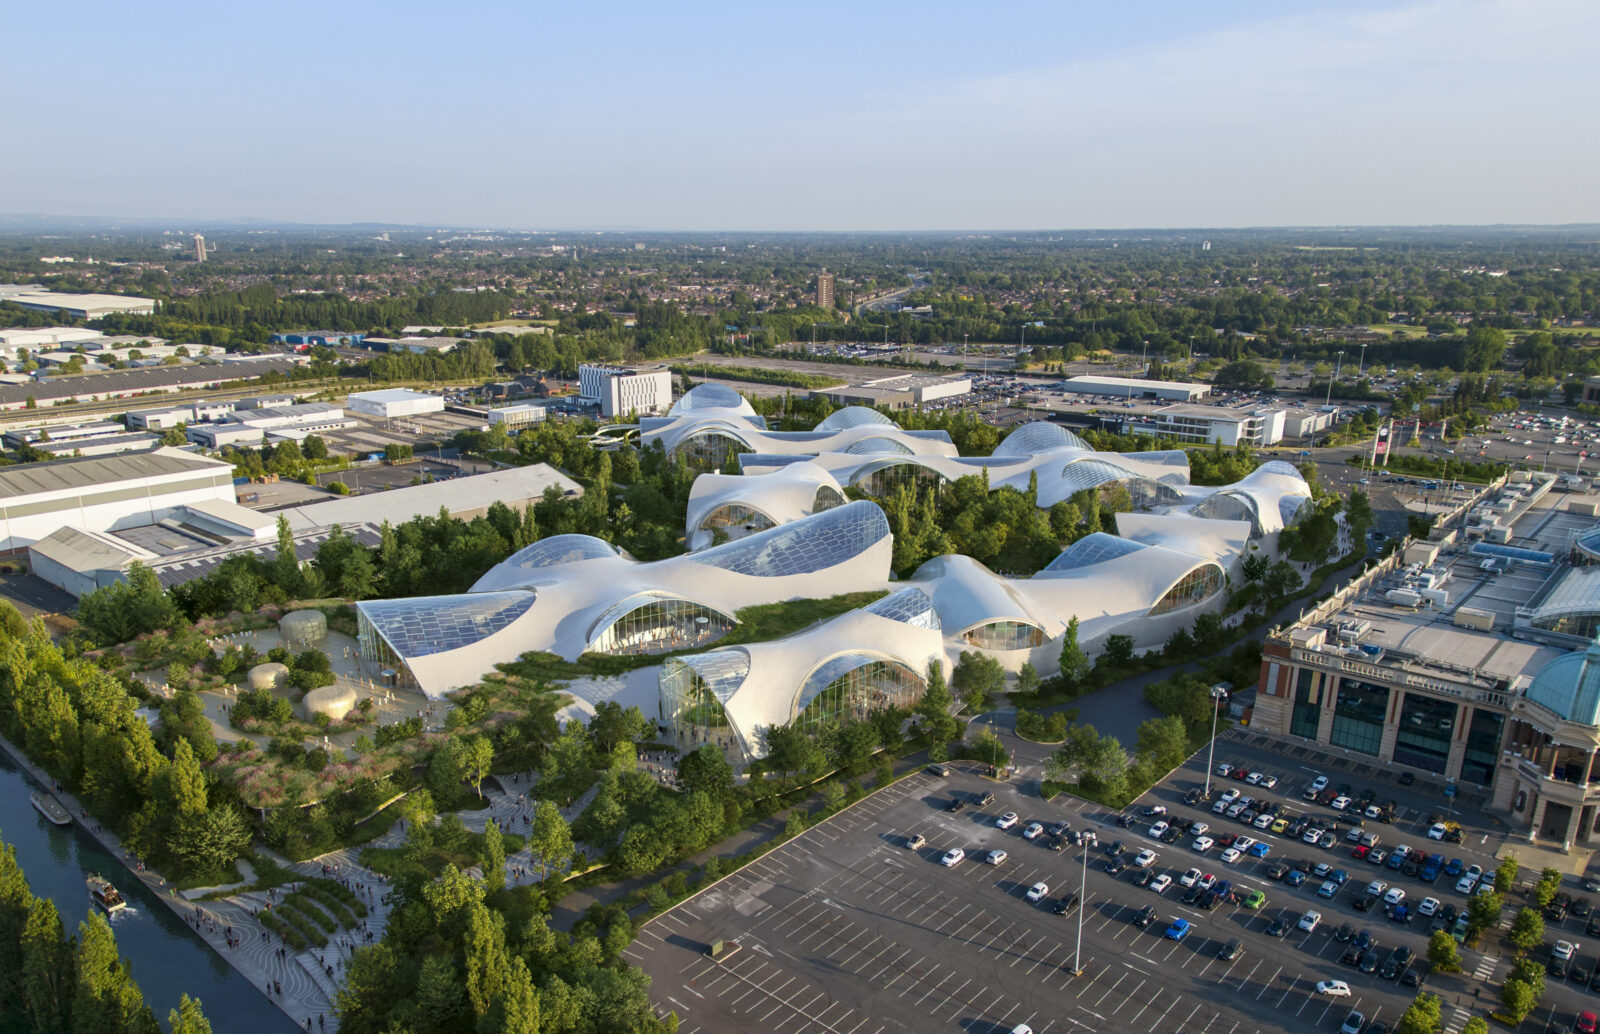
[[906, 834, 926, 851], [996, 812, 1020, 830], [1180, 868, 1203, 888], [1234, 836, 1257, 852], [1134, 849, 1157, 868], [985, 849, 1008, 865], [1022, 822, 1044, 841], [1366, 880, 1388, 897], [1192, 837, 1215, 853], [941, 848, 965, 867], [1220, 847, 1243, 864], [1189, 821, 1210, 837], [1149, 874, 1173, 894], [1302, 828, 1324, 844], [1026, 881, 1049, 903], [1331, 796, 1352, 811], [1148, 821, 1170, 839], [1218, 788, 1240, 805], [1418, 897, 1441, 917], [1310, 776, 1330, 793], [1246, 772, 1264, 785], [1455, 874, 1478, 895], [1554, 940, 1579, 960], [1254, 813, 1275, 829], [1392, 845, 1412, 861], [1384, 887, 1406, 906], [1299, 910, 1322, 932], [1260, 775, 1279, 790], [1426, 823, 1448, 841], [1316, 980, 1351, 997]]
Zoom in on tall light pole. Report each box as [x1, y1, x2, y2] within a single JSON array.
[[1203, 685, 1226, 799], [1357, 342, 1369, 379], [1072, 832, 1089, 975]]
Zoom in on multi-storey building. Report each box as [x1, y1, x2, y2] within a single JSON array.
[[815, 271, 835, 309], [578, 364, 672, 418]]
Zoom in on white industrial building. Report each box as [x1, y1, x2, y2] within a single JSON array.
[[1127, 404, 1287, 446], [0, 286, 157, 319], [1062, 375, 1212, 403], [347, 388, 445, 419], [126, 401, 238, 431], [0, 326, 107, 350], [185, 402, 353, 449], [0, 448, 236, 555], [579, 364, 673, 417], [488, 403, 547, 431]]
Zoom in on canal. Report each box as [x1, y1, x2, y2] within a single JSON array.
[[0, 750, 299, 1033]]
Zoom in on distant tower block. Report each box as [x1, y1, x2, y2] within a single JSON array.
[[815, 271, 835, 309], [193, 234, 208, 262]]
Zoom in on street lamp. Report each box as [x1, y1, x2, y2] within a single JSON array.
[[1357, 342, 1369, 379], [1203, 686, 1227, 799], [1072, 831, 1089, 975]]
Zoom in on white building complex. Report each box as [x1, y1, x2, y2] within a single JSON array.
[[346, 388, 445, 419], [579, 364, 673, 418], [0, 448, 236, 555]]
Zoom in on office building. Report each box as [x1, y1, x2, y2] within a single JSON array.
[[1125, 404, 1287, 446], [488, 403, 547, 431], [578, 364, 672, 418], [815, 271, 836, 309], [812, 374, 972, 410]]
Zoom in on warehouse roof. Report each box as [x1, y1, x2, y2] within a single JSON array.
[[348, 388, 439, 404], [0, 357, 300, 407], [275, 463, 582, 531], [0, 447, 232, 499], [28, 526, 151, 572]]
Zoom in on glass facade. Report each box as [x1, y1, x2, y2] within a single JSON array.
[[699, 503, 775, 535], [1532, 612, 1600, 638], [1329, 677, 1390, 757], [843, 436, 913, 455], [816, 406, 894, 430], [1192, 493, 1261, 535], [1043, 532, 1147, 572], [1461, 708, 1504, 786], [499, 534, 619, 571], [864, 588, 942, 629], [586, 594, 736, 655], [793, 653, 925, 736], [812, 485, 846, 512], [678, 429, 753, 471], [1149, 563, 1226, 615], [691, 500, 890, 577], [660, 651, 751, 757], [851, 460, 946, 498], [994, 421, 1087, 456], [1393, 693, 1458, 774], [962, 620, 1047, 650], [1291, 667, 1322, 739], [670, 383, 747, 414]]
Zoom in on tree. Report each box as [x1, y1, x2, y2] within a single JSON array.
[[1495, 857, 1519, 894], [1534, 867, 1563, 907], [481, 819, 506, 894], [167, 995, 213, 1034], [1508, 906, 1544, 952], [1012, 661, 1041, 696], [1241, 552, 1270, 583], [1461, 1018, 1488, 1034], [951, 650, 1005, 711], [677, 744, 734, 799], [1427, 928, 1462, 973], [1057, 616, 1090, 688], [1466, 889, 1503, 937], [73, 912, 159, 1034], [271, 516, 301, 594], [1135, 715, 1190, 771], [463, 902, 510, 1018], [527, 800, 574, 882], [21, 897, 70, 1034], [1500, 976, 1539, 1022], [464, 735, 494, 798], [1394, 993, 1441, 1034], [915, 660, 960, 743]]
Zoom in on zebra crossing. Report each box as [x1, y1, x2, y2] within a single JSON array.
[[1444, 1005, 1475, 1034]]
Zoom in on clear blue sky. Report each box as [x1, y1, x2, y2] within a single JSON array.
[[7, 0, 1595, 230]]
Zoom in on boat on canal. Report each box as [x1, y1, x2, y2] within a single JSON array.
[[87, 874, 128, 914], [29, 790, 71, 826]]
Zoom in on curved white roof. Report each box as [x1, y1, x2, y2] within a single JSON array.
[[1185, 462, 1312, 536], [994, 421, 1088, 457], [664, 587, 945, 759], [367, 501, 895, 697], [816, 406, 895, 431], [670, 383, 756, 416], [639, 404, 956, 461], [685, 460, 846, 551]]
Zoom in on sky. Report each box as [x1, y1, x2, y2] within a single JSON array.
[[6, 0, 1597, 231]]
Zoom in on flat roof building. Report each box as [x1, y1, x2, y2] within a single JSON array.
[[347, 388, 445, 419], [1126, 403, 1287, 446], [0, 287, 156, 319], [812, 373, 972, 410], [579, 364, 672, 418], [488, 403, 547, 431], [1061, 375, 1212, 403], [0, 448, 236, 554]]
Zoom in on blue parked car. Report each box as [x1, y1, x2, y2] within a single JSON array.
[[1165, 918, 1192, 941], [1285, 871, 1307, 887], [1444, 858, 1465, 878], [1249, 842, 1272, 858], [1386, 852, 1406, 871], [1331, 869, 1350, 886]]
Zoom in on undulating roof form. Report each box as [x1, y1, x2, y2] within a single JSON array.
[[639, 396, 956, 469], [1045, 532, 1148, 571], [669, 383, 757, 417], [994, 421, 1088, 457], [816, 406, 895, 431], [360, 501, 896, 697], [659, 587, 944, 763], [1185, 461, 1312, 537], [684, 460, 846, 551], [1526, 566, 1600, 639]]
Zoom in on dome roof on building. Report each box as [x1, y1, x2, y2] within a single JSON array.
[[669, 383, 755, 416], [1525, 637, 1600, 727], [815, 406, 895, 431]]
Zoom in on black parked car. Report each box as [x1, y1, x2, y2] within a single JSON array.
[[1587, 913, 1600, 938], [1341, 944, 1364, 966], [1398, 772, 1415, 786], [1132, 869, 1155, 888], [1574, 898, 1594, 919], [1053, 894, 1080, 916], [1359, 950, 1381, 974], [1117, 814, 1137, 828], [1333, 923, 1355, 943], [977, 791, 995, 807], [1161, 827, 1183, 844], [1380, 947, 1413, 981], [945, 798, 966, 813], [1105, 859, 1127, 876], [1569, 956, 1593, 985], [1181, 886, 1203, 905], [1266, 917, 1289, 938], [1400, 963, 1429, 989], [1354, 929, 1375, 951], [1133, 905, 1156, 928]]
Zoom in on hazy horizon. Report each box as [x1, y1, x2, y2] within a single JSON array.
[[7, 0, 1595, 231]]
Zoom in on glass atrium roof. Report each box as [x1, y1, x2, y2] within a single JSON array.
[[816, 406, 894, 430], [844, 436, 913, 455], [672, 649, 751, 703], [500, 534, 620, 570], [691, 500, 890, 577], [1058, 458, 1142, 493], [360, 591, 536, 659], [1578, 527, 1600, 560], [669, 383, 748, 414], [1257, 460, 1302, 478], [994, 421, 1088, 457], [1042, 532, 1149, 572], [795, 652, 906, 712], [864, 587, 942, 630], [586, 591, 735, 644]]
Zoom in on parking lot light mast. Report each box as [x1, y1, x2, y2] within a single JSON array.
[[1073, 834, 1088, 976], [1203, 686, 1226, 798]]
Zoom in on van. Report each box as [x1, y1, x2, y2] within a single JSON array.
[[925, 763, 951, 778]]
